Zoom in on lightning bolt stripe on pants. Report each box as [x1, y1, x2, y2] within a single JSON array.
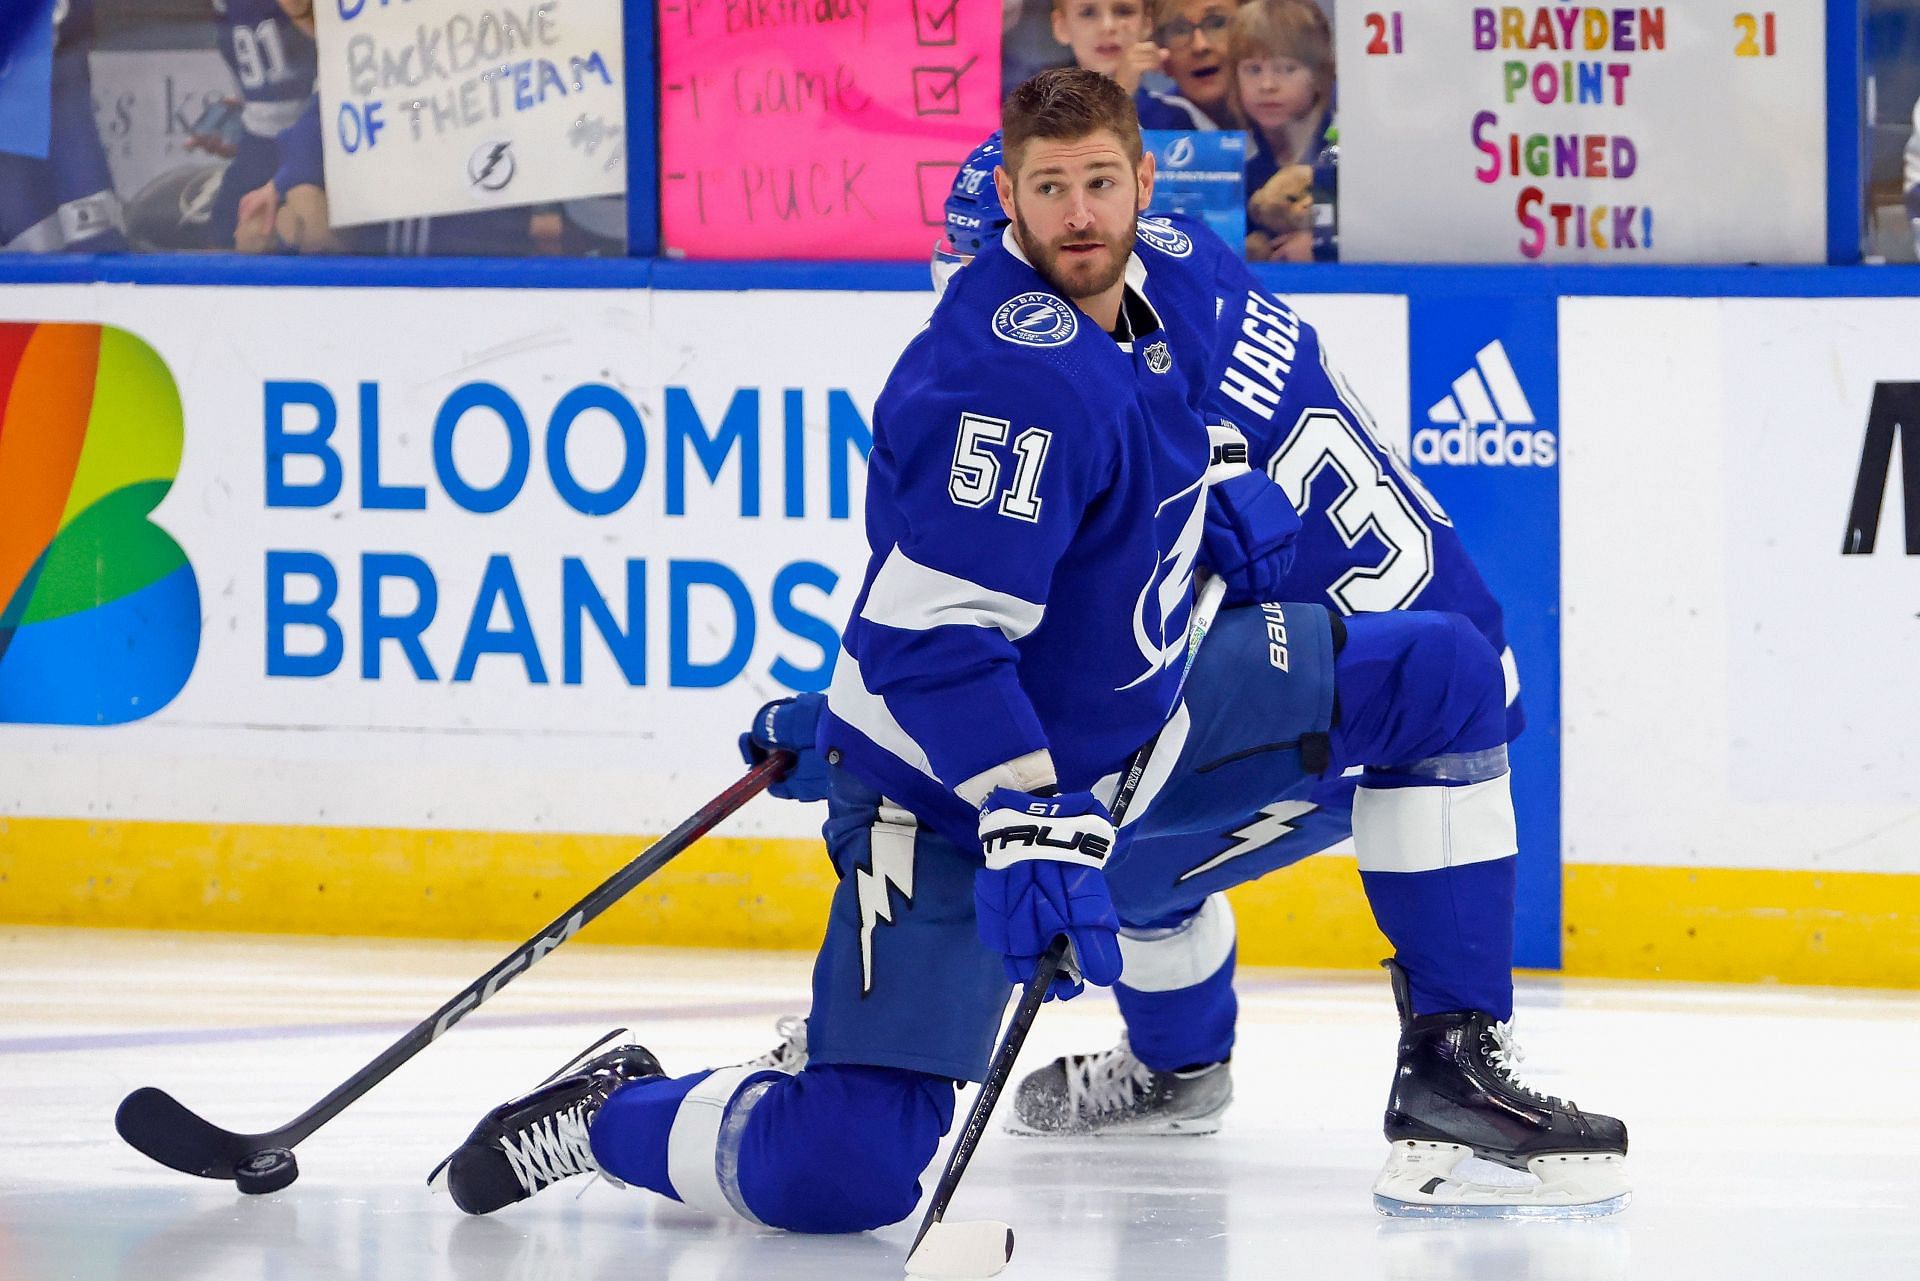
[[856, 803, 918, 994]]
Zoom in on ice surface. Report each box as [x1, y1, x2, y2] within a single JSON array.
[[4, 926, 1917, 1281]]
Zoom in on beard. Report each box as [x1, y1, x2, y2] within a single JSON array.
[[1011, 204, 1135, 302]]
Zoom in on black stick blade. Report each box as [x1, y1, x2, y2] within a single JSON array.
[[115, 1087, 257, 1180]]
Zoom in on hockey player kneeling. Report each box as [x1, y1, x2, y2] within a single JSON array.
[[930, 114, 1629, 1219], [430, 67, 1626, 1231]]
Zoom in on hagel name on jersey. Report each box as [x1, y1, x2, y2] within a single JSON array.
[[1216, 290, 1302, 422]]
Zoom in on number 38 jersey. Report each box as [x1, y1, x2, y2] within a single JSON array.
[[1135, 211, 1524, 739]]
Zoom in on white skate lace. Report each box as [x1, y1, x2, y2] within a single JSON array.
[[1063, 1043, 1156, 1120], [501, 1102, 599, 1195], [746, 1015, 809, 1073], [1484, 1021, 1568, 1108]]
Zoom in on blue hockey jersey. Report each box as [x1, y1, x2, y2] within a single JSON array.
[[821, 232, 1229, 849], [1129, 210, 1523, 737], [213, 0, 316, 138], [0, 0, 124, 252]]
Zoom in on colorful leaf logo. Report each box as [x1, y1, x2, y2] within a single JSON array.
[[0, 323, 200, 724]]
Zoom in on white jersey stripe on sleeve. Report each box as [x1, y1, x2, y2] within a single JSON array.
[[860, 545, 1046, 640], [827, 649, 940, 782]]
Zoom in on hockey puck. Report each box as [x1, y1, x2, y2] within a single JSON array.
[[233, 1147, 298, 1195]]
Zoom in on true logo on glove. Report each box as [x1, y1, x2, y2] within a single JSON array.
[[980, 825, 1112, 862]]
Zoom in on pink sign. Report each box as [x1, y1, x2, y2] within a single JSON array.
[[658, 0, 1002, 259]]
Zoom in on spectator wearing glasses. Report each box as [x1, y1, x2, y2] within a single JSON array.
[[1144, 0, 1236, 129]]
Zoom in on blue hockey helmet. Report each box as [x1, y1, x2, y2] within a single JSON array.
[[943, 131, 1009, 257], [933, 132, 1010, 292]]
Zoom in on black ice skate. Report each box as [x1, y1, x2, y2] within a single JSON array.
[[1374, 960, 1630, 1218], [428, 1030, 664, 1215], [1008, 1037, 1231, 1136]]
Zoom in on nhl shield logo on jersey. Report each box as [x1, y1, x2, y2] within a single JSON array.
[[1144, 341, 1172, 374], [1135, 217, 1193, 258], [993, 293, 1079, 347]]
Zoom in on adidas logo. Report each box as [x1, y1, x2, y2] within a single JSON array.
[[1413, 340, 1557, 468]]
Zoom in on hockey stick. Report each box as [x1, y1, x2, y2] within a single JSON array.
[[906, 576, 1228, 1279], [114, 751, 793, 1193]]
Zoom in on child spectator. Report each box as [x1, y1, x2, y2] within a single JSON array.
[[204, 0, 317, 250], [1051, 0, 1160, 92], [1146, 0, 1237, 129], [1228, 0, 1334, 260], [1049, 0, 1211, 130]]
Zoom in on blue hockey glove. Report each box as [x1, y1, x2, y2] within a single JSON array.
[[738, 693, 830, 802], [1203, 467, 1300, 606], [973, 787, 1123, 1000]]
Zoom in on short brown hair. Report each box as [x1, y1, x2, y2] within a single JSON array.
[[1000, 67, 1143, 175], [1149, 0, 1215, 30], [1225, 0, 1334, 122]]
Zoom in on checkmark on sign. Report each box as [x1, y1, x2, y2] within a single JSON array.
[[916, 160, 964, 226], [912, 57, 977, 116], [912, 0, 959, 45]]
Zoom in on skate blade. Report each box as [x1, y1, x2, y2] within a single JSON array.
[[1002, 1108, 1227, 1138], [1372, 1140, 1631, 1220], [1003, 1118, 1224, 1138]]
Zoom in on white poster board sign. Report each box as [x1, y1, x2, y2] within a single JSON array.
[[1562, 296, 1920, 874], [314, 0, 627, 227], [1336, 4, 1826, 263]]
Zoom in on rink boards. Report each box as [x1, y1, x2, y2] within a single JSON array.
[[0, 268, 1915, 987]]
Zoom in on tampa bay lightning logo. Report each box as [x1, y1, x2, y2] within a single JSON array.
[[992, 293, 1078, 347], [1118, 478, 1206, 690], [1135, 217, 1193, 258]]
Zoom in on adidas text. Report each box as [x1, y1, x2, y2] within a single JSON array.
[[1412, 423, 1557, 467]]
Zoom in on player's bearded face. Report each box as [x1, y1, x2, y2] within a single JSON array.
[[1004, 135, 1143, 303]]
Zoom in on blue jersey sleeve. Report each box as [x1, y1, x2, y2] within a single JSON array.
[[1127, 211, 1523, 735], [846, 345, 1116, 793], [1204, 252, 1523, 736], [272, 94, 322, 192]]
